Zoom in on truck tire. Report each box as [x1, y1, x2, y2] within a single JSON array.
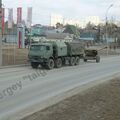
[[75, 57, 80, 65], [41, 64, 46, 68], [46, 59, 55, 69], [84, 57, 87, 62], [96, 56, 100, 63], [31, 62, 39, 69], [62, 59, 66, 66], [55, 58, 62, 68], [70, 57, 75, 66]]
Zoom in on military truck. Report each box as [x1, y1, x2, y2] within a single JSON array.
[[28, 41, 84, 69]]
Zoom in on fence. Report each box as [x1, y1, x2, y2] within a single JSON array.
[[1, 27, 28, 66]]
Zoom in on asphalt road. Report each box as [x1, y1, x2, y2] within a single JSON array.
[[0, 56, 120, 120]]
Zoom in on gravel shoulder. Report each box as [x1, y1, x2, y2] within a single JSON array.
[[21, 77, 120, 120]]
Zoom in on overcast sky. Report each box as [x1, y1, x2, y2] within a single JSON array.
[[2, 0, 120, 25]]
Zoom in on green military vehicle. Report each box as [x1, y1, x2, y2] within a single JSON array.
[[28, 41, 84, 69], [84, 49, 100, 63]]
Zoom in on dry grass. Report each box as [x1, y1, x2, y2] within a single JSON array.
[[21, 78, 120, 120]]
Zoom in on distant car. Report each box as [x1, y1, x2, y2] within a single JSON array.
[[84, 49, 100, 63]]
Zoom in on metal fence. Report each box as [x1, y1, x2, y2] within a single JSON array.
[[1, 30, 28, 66]]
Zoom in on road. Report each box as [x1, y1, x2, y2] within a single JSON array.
[[0, 56, 120, 120]]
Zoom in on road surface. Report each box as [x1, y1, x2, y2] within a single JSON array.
[[0, 56, 120, 120]]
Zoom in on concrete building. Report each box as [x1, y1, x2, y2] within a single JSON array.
[[114, 21, 120, 27], [64, 19, 81, 27], [50, 14, 84, 28], [50, 14, 102, 28]]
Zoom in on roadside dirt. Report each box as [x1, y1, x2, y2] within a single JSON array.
[[21, 77, 120, 120]]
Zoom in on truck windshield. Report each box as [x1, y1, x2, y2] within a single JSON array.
[[30, 45, 45, 51]]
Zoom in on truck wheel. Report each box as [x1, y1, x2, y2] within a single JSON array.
[[62, 59, 66, 66], [47, 59, 55, 69], [55, 58, 62, 68], [96, 56, 100, 63], [70, 57, 75, 66], [75, 57, 80, 65], [41, 64, 46, 68], [84, 58, 87, 62], [31, 62, 39, 69]]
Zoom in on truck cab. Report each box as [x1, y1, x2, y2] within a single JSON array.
[[28, 43, 53, 68]]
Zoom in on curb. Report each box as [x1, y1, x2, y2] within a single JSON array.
[[0, 64, 30, 69]]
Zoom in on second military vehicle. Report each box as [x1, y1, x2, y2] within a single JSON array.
[[84, 49, 100, 63], [28, 41, 84, 69]]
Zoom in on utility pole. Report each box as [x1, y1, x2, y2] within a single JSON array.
[[0, 0, 2, 66], [105, 4, 113, 56]]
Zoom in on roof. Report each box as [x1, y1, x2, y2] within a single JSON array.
[[80, 38, 94, 41], [31, 42, 52, 46], [45, 32, 71, 39], [80, 32, 96, 41], [85, 49, 97, 51]]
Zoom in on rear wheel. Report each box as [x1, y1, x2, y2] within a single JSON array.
[[70, 57, 75, 66], [46, 59, 55, 69], [75, 57, 80, 65], [41, 64, 46, 68], [62, 59, 66, 66], [84, 57, 87, 62], [55, 58, 62, 68], [31, 62, 39, 69], [96, 56, 100, 63]]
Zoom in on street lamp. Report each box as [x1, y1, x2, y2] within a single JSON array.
[[105, 4, 113, 55]]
